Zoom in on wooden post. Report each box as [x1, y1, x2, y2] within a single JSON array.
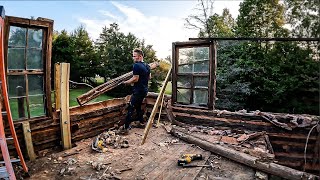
[[54, 63, 61, 110], [59, 63, 71, 149], [141, 68, 171, 145], [22, 121, 37, 161], [16, 86, 25, 118]]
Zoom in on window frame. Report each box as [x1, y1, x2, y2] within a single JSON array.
[[172, 40, 217, 109], [4, 16, 53, 121]]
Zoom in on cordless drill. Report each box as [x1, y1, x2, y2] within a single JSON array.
[[177, 154, 203, 166]]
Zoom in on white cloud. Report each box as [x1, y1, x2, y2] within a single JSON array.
[[77, 2, 198, 59], [77, 1, 241, 59], [98, 10, 118, 20]]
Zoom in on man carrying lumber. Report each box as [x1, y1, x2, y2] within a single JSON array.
[[120, 48, 151, 134]]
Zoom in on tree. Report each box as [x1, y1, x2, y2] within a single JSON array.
[[95, 23, 160, 96], [284, 0, 320, 38], [199, 8, 236, 37], [236, 0, 289, 37], [185, 0, 215, 37], [52, 27, 98, 84], [70, 25, 98, 83]]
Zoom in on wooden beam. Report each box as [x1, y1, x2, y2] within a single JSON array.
[[76, 62, 159, 106], [59, 63, 71, 149], [171, 126, 319, 180], [141, 68, 172, 145], [54, 63, 61, 110], [22, 121, 37, 161], [156, 92, 165, 127]]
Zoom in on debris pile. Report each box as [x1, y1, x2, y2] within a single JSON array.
[[185, 126, 275, 162], [92, 130, 129, 152]]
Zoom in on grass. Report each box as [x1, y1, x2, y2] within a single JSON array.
[[155, 81, 172, 95], [9, 87, 113, 120], [68, 87, 113, 107]]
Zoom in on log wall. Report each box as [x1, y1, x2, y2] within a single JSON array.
[[171, 105, 320, 175], [4, 93, 168, 160]]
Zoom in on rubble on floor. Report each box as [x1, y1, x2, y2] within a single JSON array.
[[185, 125, 275, 162], [92, 130, 129, 153]]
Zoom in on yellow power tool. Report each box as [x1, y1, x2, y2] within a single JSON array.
[[177, 154, 203, 166]]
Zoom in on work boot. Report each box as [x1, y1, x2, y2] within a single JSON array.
[[136, 121, 146, 129], [117, 126, 130, 135]]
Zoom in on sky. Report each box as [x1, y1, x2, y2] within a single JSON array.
[[0, 0, 242, 59]]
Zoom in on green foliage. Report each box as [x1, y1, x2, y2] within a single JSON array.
[[52, 26, 98, 83], [199, 8, 236, 37], [236, 0, 289, 37], [94, 23, 163, 97], [186, 0, 319, 115]]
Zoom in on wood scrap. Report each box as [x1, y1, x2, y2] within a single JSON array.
[[171, 126, 319, 180], [77, 62, 159, 106], [62, 151, 80, 158], [260, 113, 292, 130], [141, 67, 171, 145], [264, 135, 274, 154], [238, 132, 266, 145]]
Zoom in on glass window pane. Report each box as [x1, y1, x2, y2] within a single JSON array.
[[28, 75, 44, 95], [178, 64, 192, 73], [193, 89, 208, 105], [177, 76, 191, 88], [8, 75, 26, 98], [8, 26, 26, 47], [194, 77, 209, 88], [9, 98, 28, 120], [177, 88, 190, 104], [194, 60, 209, 73], [28, 29, 43, 48], [194, 47, 209, 61], [178, 48, 193, 65], [29, 95, 46, 118], [8, 48, 25, 70], [27, 48, 42, 69]]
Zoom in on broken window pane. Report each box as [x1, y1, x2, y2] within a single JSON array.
[[194, 61, 209, 73], [193, 89, 208, 105], [8, 75, 26, 98], [8, 26, 26, 47], [27, 48, 43, 69], [9, 98, 28, 120], [194, 77, 209, 88], [28, 75, 44, 95], [7, 48, 25, 70], [29, 95, 46, 118], [177, 88, 190, 104], [177, 75, 192, 88], [28, 29, 43, 48]]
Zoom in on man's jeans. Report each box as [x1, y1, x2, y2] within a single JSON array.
[[124, 91, 147, 129]]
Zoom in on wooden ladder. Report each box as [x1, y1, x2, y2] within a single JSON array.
[[0, 6, 28, 180]]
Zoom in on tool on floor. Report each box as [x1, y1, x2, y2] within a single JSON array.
[[177, 154, 203, 166], [181, 164, 211, 168], [0, 6, 29, 179]]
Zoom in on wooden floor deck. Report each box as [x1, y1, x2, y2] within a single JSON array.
[[27, 125, 211, 180]]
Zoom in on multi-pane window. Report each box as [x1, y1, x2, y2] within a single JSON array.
[[173, 41, 216, 109], [7, 26, 46, 120], [176, 46, 210, 106]]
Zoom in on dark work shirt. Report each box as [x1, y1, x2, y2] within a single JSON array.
[[133, 61, 150, 93]]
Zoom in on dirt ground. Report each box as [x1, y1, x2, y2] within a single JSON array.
[[18, 124, 258, 180]]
